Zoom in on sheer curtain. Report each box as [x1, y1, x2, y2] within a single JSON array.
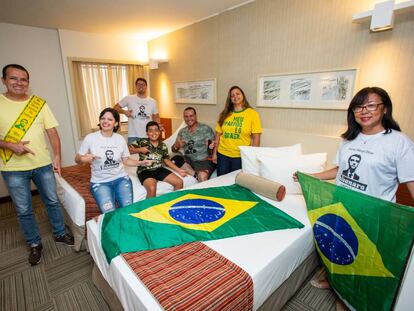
[[71, 61, 148, 137]]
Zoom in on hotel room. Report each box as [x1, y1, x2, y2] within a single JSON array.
[[1, 0, 414, 310]]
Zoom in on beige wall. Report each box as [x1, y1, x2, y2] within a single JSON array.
[[148, 0, 414, 140]]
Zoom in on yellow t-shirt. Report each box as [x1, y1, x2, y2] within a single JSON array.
[[215, 108, 262, 158], [0, 95, 58, 171]]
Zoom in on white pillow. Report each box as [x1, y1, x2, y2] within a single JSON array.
[[258, 153, 327, 194], [239, 144, 302, 176]]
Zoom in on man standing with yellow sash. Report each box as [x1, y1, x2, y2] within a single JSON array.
[[0, 64, 73, 265]]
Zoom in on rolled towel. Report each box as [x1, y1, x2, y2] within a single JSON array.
[[235, 172, 286, 201]]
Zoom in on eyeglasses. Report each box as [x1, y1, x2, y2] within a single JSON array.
[[352, 103, 383, 113]]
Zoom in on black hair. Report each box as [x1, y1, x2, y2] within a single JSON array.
[[341, 87, 401, 140], [98, 108, 120, 132], [146, 120, 160, 132], [2, 64, 30, 80], [135, 77, 147, 86], [348, 154, 361, 162], [184, 107, 197, 114]]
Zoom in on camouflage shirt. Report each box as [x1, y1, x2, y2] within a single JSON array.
[[130, 138, 170, 174], [177, 123, 215, 161]]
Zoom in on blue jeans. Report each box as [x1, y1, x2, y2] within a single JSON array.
[[216, 152, 242, 176], [90, 175, 133, 214], [1, 164, 66, 246]]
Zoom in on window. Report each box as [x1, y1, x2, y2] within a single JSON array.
[[70, 60, 149, 137]]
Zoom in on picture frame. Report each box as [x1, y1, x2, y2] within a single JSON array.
[[174, 79, 216, 105], [257, 69, 357, 110]]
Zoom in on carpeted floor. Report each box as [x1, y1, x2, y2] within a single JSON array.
[[0, 195, 338, 311]]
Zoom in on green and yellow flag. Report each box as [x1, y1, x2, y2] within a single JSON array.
[[101, 184, 303, 263], [297, 172, 414, 311]]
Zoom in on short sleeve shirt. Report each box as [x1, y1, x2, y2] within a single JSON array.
[[334, 130, 414, 202], [131, 138, 169, 174], [78, 131, 130, 183], [0, 95, 58, 171], [215, 108, 262, 158], [118, 96, 158, 138], [177, 123, 215, 161]]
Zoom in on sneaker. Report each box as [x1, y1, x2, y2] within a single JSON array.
[[29, 244, 43, 266], [54, 233, 74, 246]]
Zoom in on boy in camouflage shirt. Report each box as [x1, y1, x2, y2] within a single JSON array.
[[130, 121, 187, 198]]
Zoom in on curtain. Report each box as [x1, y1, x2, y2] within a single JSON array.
[[71, 61, 148, 137]]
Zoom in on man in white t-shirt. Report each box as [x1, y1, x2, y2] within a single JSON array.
[[114, 77, 161, 152]]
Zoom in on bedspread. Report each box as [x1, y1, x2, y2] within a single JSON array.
[[123, 242, 253, 311]]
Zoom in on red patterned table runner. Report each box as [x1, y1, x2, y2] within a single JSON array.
[[61, 164, 100, 222], [123, 242, 253, 311]]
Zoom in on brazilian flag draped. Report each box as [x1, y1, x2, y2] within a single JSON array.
[[297, 172, 414, 311], [101, 184, 303, 263]]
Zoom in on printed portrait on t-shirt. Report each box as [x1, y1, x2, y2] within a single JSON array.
[[342, 154, 361, 180], [185, 140, 197, 154], [136, 105, 148, 119], [104, 150, 116, 164], [338, 153, 367, 192], [103, 149, 119, 169]]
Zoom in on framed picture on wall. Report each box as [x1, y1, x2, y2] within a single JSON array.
[[257, 69, 357, 110], [174, 79, 216, 105]]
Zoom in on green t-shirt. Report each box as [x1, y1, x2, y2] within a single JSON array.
[[177, 123, 215, 161]]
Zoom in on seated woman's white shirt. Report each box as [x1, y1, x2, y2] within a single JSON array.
[[78, 131, 130, 183]]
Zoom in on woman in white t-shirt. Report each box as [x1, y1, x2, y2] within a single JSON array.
[[75, 108, 151, 214], [312, 87, 414, 202], [297, 87, 414, 293]]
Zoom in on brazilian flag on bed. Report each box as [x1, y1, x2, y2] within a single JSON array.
[[101, 184, 303, 263], [297, 172, 414, 311]]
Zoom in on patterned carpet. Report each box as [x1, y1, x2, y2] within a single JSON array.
[[0, 195, 338, 311], [0, 196, 109, 311]]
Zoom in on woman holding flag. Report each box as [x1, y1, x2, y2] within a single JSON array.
[[309, 86, 414, 202], [296, 87, 414, 302]]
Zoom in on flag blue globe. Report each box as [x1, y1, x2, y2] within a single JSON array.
[[313, 214, 359, 265], [169, 199, 226, 224]]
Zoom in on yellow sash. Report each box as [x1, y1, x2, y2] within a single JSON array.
[[0, 95, 46, 164]]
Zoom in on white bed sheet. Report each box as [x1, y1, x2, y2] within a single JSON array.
[[87, 170, 316, 310]]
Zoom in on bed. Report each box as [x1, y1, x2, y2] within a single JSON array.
[[56, 122, 198, 251], [87, 170, 414, 311], [87, 170, 319, 310], [57, 125, 414, 309]]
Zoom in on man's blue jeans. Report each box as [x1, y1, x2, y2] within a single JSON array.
[[90, 175, 133, 214], [1, 164, 66, 246]]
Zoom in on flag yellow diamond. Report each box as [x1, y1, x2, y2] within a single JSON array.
[[131, 193, 258, 232]]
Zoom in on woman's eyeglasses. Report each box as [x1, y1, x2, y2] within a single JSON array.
[[352, 103, 383, 113]]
